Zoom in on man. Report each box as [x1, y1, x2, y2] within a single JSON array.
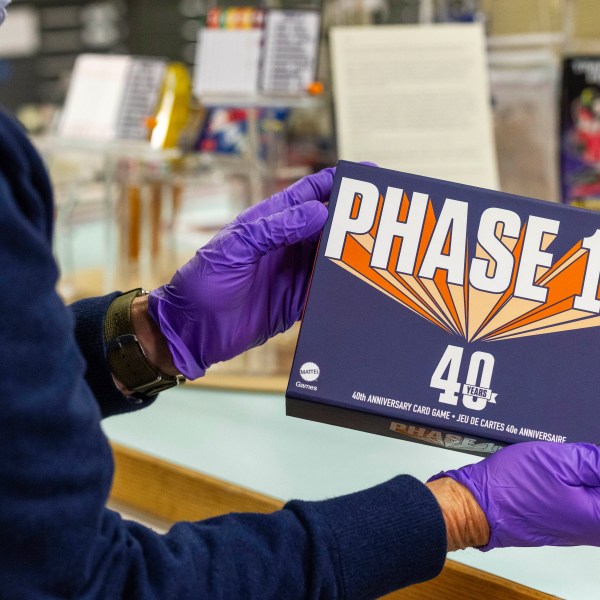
[[3, 106, 600, 598], [3, 7, 600, 600]]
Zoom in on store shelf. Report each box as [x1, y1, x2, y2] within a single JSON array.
[[198, 93, 323, 109]]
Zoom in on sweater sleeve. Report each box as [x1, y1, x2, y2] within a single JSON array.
[[98, 476, 447, 600], [69, 294, 157, 418], [0, 110, 447, 599]]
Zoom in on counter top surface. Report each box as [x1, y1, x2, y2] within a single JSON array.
[[103, 385, 599, 599]]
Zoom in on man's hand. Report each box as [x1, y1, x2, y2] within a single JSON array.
[[429, 442, 600, 551], [147, 168, 335, 380]]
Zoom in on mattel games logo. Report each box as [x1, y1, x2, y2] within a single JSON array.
[[300, 362, 320, 382]]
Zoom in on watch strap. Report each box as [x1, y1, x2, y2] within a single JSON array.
[[104, 289, 184, 397]]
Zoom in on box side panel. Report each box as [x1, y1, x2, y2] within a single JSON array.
[[286, 396, 506, 457]]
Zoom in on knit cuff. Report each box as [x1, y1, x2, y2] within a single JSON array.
[[297, 475, 446, 599], [70, 293, 156, 418]]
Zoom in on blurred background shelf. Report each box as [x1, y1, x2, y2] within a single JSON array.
[[188, 372, 288, 393]]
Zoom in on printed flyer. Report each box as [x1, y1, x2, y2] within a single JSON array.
[[287, 161, 600, 455], [560, 57, 600, 203]]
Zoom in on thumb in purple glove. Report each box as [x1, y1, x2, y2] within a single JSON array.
[[148, 168, 335, 379], [430, 442, 600, 550]]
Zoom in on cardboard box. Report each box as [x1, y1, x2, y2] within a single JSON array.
[[286, 161, 600, 456]]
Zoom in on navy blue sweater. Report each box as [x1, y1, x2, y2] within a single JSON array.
[[0, 109, 446, 599]]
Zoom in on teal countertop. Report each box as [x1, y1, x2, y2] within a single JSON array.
[[103, 385, 600, 599]]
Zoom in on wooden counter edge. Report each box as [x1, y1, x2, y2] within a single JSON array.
[[109, 442, 556, 600]]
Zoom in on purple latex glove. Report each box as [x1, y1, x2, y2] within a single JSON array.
[[148, 168, 335, 379], [430, 442, 600, 550]]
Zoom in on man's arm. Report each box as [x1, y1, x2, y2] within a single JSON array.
[[40, 296, 451, 599], [4, 291, 449, 599], [0, 108, 448, 597]]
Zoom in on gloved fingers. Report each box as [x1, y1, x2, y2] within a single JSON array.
[[551, 443, 600, 488], [285, 167, 336, 208], [284, 163, 373, 212], [500, 442, 600, 488], [234, 168, 336, 226], [287, 163, 374, 208], [235, 201, 328, 261]]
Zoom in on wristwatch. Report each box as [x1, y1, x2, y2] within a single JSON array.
[[104, 288, 185, 398]]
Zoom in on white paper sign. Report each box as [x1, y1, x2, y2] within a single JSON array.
[[194, 29, 262, 96], [260, 10, 320, 94], [331, 23, 499, 189], [59, 54, 132, 140], [59, 54, 166, 141], [116, 59, 166, 140]]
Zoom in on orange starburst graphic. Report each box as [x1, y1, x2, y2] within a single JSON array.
[[329, 193, 600, 341]]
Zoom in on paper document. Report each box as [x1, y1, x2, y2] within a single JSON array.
[[59, 54, 132, 140], [331, 23, 498, 189], [260, 10, 320, 94], [194, 29, 262, 96], [116, 59, 166, 140], [59, 54, 166, 141]]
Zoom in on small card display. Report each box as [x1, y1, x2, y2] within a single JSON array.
[[194, 8, 320, 98], [260, 10, 320, 94], [59, 54, 165, 141]]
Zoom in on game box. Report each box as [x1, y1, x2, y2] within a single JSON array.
[[286, 161, 600, 455]]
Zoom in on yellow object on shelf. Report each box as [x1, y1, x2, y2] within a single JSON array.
[[150, 63, 192, 150]]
